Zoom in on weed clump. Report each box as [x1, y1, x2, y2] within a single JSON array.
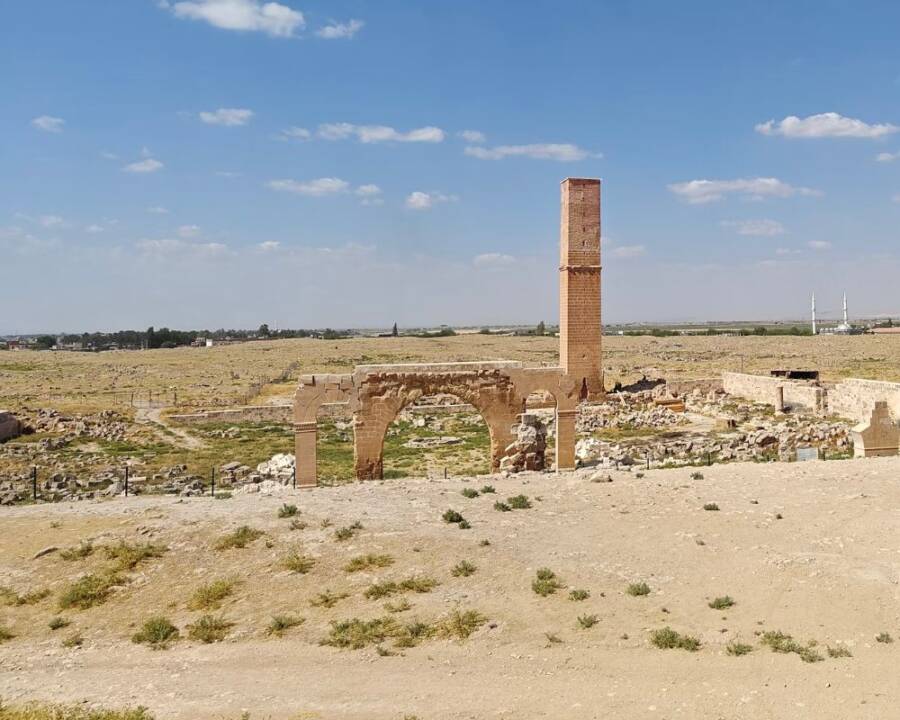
[[188, 579, 236, 611], [384, 598, 412, 613], [460, 488, 479, 499], [322, 617, 399, 649], [131, 617, 179, 649], [442, 509, 464, 524], [334, 521, 363, 541], [48, 616, 70, 631], [215, 526, 263, 550], [480, 485, 496, 494], [493, 502, 511, 512], [61, 632, 83, 648], [577, 614, 599, 629], [344, 554, 393, 573], [266, 614, 305, 637], [507, 495, 532, 509], [650, 627, 701, 651], [876, 631, 893, 644], [365, 576, 439, 600], [58, 572, 126, 610], [281, 550, 316, 574], [532, 568, 564, 597], [451, 560, 477, 577], [103, 542, 167, 572], [0, 703, 153, 720], [690, 471, 704, 480], [0, 625, 14, 642], [827, 644, 852, 658], [726, 640, 754, 656], [309, 590, 351, 608], [435, 609, 487, 640], [187, 615, 233, 643], [626, 582, 651, 597], [277, 504, 298, 518], [1, 587, 50, 606], [394, 621, 434, 648], [708, 595, 735, 610], [569, 589, 590, 601], [703, 503, 720, 512], [59, 542, 94, 561], [760, 630, 823, 663]]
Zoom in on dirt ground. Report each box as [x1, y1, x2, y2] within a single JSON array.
[[2, 456, 900, 719]]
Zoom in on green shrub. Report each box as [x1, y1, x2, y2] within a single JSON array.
[[131, 616, 179, 649], [507, 495, 531, 510], [277, 504, 298, 518], [394, 621, 434, 648], [344, 554, 394, 573], [708, 595, 735, 610], [650, 627, 701, 651], [281, 550, 315, 574], [451, 560, 477, 577], [532, 568, 564, 597], [876, 631, 893, 644], [569, 589, 590, 601], [59, 542, 94, 561], [215, 526, 263, 550], [480, 485, 496, 494], [760, 630, 823, 663], [493, 501, 511, 512], [827, 644, 852, 658], [321, 617, 399, 649], [726, 640, 753, 656], [58, 572, 126, 610], [266, 614, 305, 637], [626, 582, 651, 597], [577, 614, 599, 629], [103, 542, 167, 572], [435, 609, 487, 640], [187, 614, 233, 643], [188, 579, 236, 611], [309, 590, 351, 608], [365, 577, 439, 600], [442, 509, 464, 524], [460, 488, 479, 499], [0, 701, 153, 719]]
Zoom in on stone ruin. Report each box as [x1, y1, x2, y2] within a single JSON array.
[[293, 178, 605, 487]]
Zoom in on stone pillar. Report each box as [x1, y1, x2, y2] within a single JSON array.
[[774, 386, 785, 413], [294, 421, 317, 488], [559, 178, 604, 400], [555, 409, 577, 471]]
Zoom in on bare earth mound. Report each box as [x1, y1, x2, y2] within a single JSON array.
[[2, 457, 900, 719]]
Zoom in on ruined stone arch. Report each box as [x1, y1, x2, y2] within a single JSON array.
[[292, 374, 354, 487]]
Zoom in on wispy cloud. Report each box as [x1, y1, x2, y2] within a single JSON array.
[[405, 191, 458, 210], [721, 219, 786, 236], [123, 157, 164, 174], [464, 143, 598, 161], [147, 206, 170, 214], [164, 0, 305, 38], [258, 240, 280, 251], [137, 237, 230, 258], [756, 112, 898, 139], [278, 126, 311, 141], [458, 130, 486, 143], [355, 184, 383, 205], [199, 107, 254, 126], [317, 123, 445, 143], [876, 151, 900, 163], [267, 177, 350, 196], [177, 224, 201, 238], [31, 115, 65, 133], [473, 252, 515, 268], [807, 240, 832, 250], [775, 247, 800, 256], [668, 177, 820, 204], [610, 244, 646, 258], [315, 19, 364, 39]]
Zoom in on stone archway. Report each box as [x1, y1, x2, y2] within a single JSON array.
[[293, 374, 353, 487]]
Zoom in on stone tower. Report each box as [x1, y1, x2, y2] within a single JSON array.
[[559, 178, 603, 400]]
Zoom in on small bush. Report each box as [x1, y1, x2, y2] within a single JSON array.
[[384, 598, 412, 613], [1, 587, 51, 606], [703, 503, 720, 512], [626, 582, 651, 597], [277, 503, 298, 518], [544, 632, 563, 645], [188, 579, 236, 611], [365, 577, 439, 600], [289, 519, 308, 531], [726, 640, 754, 656], [322, 617, 399, 649], [344, 554, 394, 573], [708, 595, 735, 610], [215, 526, 263, 550], [478, 539, 491, 547], [760, 630, 823, 663], [394, 621, 434, 648], [187, 614, 233, 643], [334, 526, 359, 541], [827, 644, 852, 658], [281, 550, 315, 574], [442, 509, 464, 524], [480, 485, 496, 494], [690, 471, 704, 480], [876, 631, 893, 644], [458, 520, 471, 530], [532, 568, 564, 597], [507, 495, 532, 510], [103, 542, 167, 572], [131, 616, 179, 649], [58, 572, 126, 610], [59, 542, 94, 561], [309, 590, 351, 608], [460, 488, 479, 499], [61, 632, 83, 648], [650, 627, 701, 651], [569, 589, 590, 601], [451, 560, 477, 577], [48, 616, 70, 631], [577, 614, 599, 629], [493, 501, 511, 512], [266, 614, 305, 637], [435, 609, 487, 640]]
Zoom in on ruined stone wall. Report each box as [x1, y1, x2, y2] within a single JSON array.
[[828, 379, 900, 423], [722, 372, 825, 414], [664, 378, 724, 397], [169, 405, 293, 425]]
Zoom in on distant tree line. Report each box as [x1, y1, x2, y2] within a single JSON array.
[[621, 326, 813, 337]]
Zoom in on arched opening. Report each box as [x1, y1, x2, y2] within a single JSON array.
[[313, 403, 355, 484], [381, 393, 493, 479]]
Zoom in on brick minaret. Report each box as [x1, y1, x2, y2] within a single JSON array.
[[559, 178, 603, 400]]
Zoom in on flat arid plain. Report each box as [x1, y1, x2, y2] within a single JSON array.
[[1, 334, 900, 720]]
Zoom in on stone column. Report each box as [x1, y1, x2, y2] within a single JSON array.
[[774, 386, 785, 413], [555, 409, 577, 471], [294, 421, 318, 488]]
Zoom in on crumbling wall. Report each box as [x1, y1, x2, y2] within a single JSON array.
[[168, 405, 293, 425], [664, 378, 723, 397], [722, 372, 825, 414], [829, 378, 900, 423]]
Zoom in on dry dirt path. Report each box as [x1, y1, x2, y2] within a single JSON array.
[[134, 407, 206, 450]]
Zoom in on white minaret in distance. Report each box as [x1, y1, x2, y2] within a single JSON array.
[[842, 292, 848, 326], [811, 292, 817, 335]]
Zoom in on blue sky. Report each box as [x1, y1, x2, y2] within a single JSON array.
[[3, 0, 900, 332]]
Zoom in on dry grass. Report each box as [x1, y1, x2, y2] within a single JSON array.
[[131, 617, 179, 649], [58, 572, 126, 610], [344, 554, 394, 573], [186, 615, 233, 643], [103, 542, 167, 572], [266, 614, 305, 637], [0, 702, 154, 720], [280, 550, 316, 574], [188, 579, 237, 611], [215, 526, 263, 550]]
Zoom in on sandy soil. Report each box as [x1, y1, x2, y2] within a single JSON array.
[[2, 456, 900, 719]]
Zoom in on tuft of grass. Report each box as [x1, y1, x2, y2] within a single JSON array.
[[48, 616, 71, 631], [827, 644, 853, 658], [626, 582, 651, 597], [708, 595, 735, 610], [544, 632, 563, 646], [478, 539, 491, 547], [480, 485, 496, 494], [215, 526, 263, 550], [365, 576, 439, 600], [442, 509, 464, 524], [726, 640, 754, 656], [507, 494, 532, 510], [577, 614, 599, 629], [493, 501, 511, 512], [394, 621, 434, 648], [188, 579, 237, 611], [569, 589, 590, 601], [277, 503, 298, 518], [58, 572, 126, 610], [289, 519, 307, 531], [187, 614, 233, 643], [103, 542, 167, 572], [0, 625, 14, 642], [876, 631, 893, 644], [460, 488, 479, 499], [760, 630, 823, 663], [384, 598, 412, 613], [703, 503, 720, 512], [1, 587, 51, 606], [334, 525, 361, 541], [59, 542, 94, 561], [309, 590, 351, 608], [458, 520, 471, 530], [532, 568, 564, 597], [650, 627, 701, 651], [344, 554, 394, 573], [61, 632, 84, 648], [266, 614, 305, 637], [281, 550, 316, 574], [321, 617, 399, 650], [0, 702, 155, 719], [690, 471, 704, 480], [131, 616, 179, 649], [451, 560, 477, 577], [435, 609, 487, 640]]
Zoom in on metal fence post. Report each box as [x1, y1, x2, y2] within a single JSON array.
[[292, 465, 296, 490], [32, 466, 37, 502], [124, 465, 129, 497], [210, 467, 215, 497]]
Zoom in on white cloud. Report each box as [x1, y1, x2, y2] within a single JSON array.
[[199, 107, 254, 126], [464, 143, 597, 161], [38, 215, 64, 228], [315, 19, 364, 39], [267, 177, 350, 196], [85, 224, 105, 234], [459, 130, 486, 143], [720, 219, 786, 236], [755, 112, 899, 139], [775, 247, 800, 256], [473, 252, 516, 268], [258, 240, 280, 251], [668, 177, 820, 204], [147, 206, 170, 214], [124, 158, 164, 174], [876, 151, 900, 163], [893, 194, 900, 204], [317, 123, 445, 143], [100, 151, 118, 160], [178, 224, 201, 238], [807, 240, 832, 250], [405, 191, 458, 210], [137, 237, 230, 258], [610, 244, 646, 258], [355, 184, 383, 206], [31, 115, 64, 133], [279, 126, 311, 141], [167, 0, 304, 37]]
